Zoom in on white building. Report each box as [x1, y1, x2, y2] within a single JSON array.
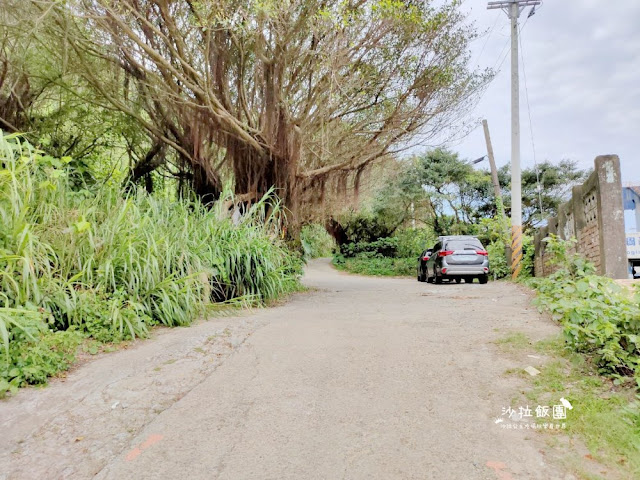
[[623, 186, 640, 278]]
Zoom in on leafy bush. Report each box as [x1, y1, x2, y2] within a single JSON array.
[[340, 237, 399, 258], [486, 241, 510, 279], [334, 226, 435, 277], [300, 224, 335, 259], [339, 213, 395, 245], [394, 228, 436, 258], [529, 236, 640, 387], [333, 254, 414, 277], [0, 328, 83, 397], [477, 215, 535, 279], [0, 132, 302, 395]]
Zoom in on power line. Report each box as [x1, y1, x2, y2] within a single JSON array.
[[474, 14, 501, 66], [492, 11, 534, 74], [519, 23, 545, 217]]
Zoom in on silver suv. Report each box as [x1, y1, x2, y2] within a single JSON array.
[[417, 235, 490, 284]]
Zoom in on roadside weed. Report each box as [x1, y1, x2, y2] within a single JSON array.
[[0, 132, 302, 395]]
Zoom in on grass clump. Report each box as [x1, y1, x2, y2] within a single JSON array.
[[495, 332, 532, 353], [521, 336, 640, 478], [0, 132, 302, 396]]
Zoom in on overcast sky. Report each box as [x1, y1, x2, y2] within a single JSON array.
[[441, 0, 640, 185]]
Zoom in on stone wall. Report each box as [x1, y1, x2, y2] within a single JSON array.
[[533, 155, 627, 279]]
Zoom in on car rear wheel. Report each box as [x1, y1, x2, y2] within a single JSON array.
[[478, 274, 488, 284], [417, 268, 426, 282], [455, 278, 462, 284], [435, 273, 443, 284]]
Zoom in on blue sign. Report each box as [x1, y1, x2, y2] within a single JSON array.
[[628, 233, 640, 259]]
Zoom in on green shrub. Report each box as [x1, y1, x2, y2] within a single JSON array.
[[339, 213, 395, 244], [529, 235, 640, 387], [0, 328, 83, 396], [394, 228, 436, 258], [340, 237, 399, 258], [487, 241, 510, 279], [300, 224, 335, 259], [333, 254, 414, 277], [0, 131, 302, 395]]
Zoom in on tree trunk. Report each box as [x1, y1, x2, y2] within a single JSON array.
[[188, 160, 221, 206], [124, 141, 165, 194], [325, 218, 349, 247]]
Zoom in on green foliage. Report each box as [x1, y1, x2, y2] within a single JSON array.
[[339, 212, 397, 245], [486, 241, 510, 279], [0, 329, 83, 397], [340, 237, 399, 258], [529, 236, 640, 387], [0, 132, 302, 395], [477, 214, 510, 246], [499, 160, 590, 229], [300, 224, 335, 259], [333, 226, 434, 277], [333, 254, 414, 277], [394, 228, 436, 258], [477, 215, 534, 279], [410, 149, 494, 234]]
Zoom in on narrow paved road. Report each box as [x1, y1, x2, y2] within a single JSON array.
[[2, 259, 568, 480]]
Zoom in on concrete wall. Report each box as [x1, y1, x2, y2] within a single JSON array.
[[533, 155, 627, 279]]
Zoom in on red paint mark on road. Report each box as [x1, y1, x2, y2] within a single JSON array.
[[125, 447, 142, 462], [125, 434, 164, 462], [486, 461, 514, 480], [141, 434, 164, 449]]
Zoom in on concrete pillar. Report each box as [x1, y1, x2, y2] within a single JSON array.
[[557, 203, 568, 240], [533, 231, 544, 277], [572, 184, 586, 232], [595, 155, 627, 279], [538, 225, 549, 277], [547, 217, 558, 236]]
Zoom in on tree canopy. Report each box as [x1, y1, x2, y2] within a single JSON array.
[[354, 150, 590, 238], [2, 0, 489, 224]]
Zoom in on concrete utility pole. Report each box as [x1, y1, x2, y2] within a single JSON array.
[[481, 119, 503, 210], [487, 0, 540, 279]]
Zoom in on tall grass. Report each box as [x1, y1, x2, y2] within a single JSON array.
[[0, 132, 302, 394]]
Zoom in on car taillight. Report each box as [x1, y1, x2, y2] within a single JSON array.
[[423, 256, 430, 261], [442, 268, 448, 274], [438, 250, 454, 257], [476, 250, 488, 256]]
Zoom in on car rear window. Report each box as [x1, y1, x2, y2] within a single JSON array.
[[446, 240, 483, 251]]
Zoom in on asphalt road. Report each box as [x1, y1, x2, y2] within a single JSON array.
[[2, 259, 571, 480]]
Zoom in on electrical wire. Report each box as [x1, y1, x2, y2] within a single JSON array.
[[492, 10, 534, 74], [474, 13, 501, 67], [519, 23, 545, 217]]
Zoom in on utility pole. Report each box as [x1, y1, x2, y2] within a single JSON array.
[[481, 119, 504, 212], [487, 0, 540, 279], [482, 119, 509, 252]]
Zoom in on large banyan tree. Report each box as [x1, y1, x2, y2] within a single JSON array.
[[19, 0, 488, 223]]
